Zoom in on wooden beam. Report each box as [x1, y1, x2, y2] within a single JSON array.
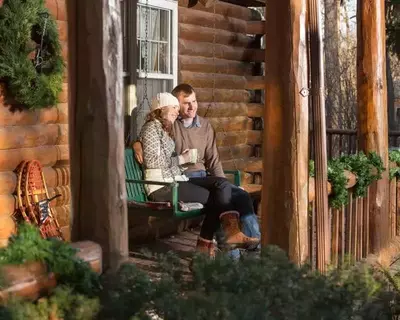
[[67, 0, 128, 271], [246, 21, 265, 35], [308, 0, 330, 270], [220, 0, 266, 7], [261, 0, 309, 264], [245, 76, 265, 90], [357, 0, 389, 253], [197, 0, 217, 8]]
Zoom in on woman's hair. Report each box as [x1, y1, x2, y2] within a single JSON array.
[[145, 109, 174, 138]]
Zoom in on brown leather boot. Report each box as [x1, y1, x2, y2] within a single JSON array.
[[219, 211, 260, 250], [190, 237, 216, 272], [195, 236, 216, 258]]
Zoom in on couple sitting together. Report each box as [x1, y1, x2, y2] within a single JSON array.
[[134, 84, 261, 258]]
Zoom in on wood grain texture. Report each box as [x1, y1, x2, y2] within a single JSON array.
[[357, 0, 389, 253], [261, 0, 309, 264], [179, 39, 264, 62], [68, 0, 128, 271]]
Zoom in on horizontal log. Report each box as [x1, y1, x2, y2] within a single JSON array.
[[247, 130, 262, 144], [179, 23, 255, 47], [52, 204, 71, 227], [56, 20, 68, 41], [216, 132, 246, 146], [178, 0, 260, 20], [179, 55, 253, 76], [45, 0, 57, 18], [58, 83, 68, 103], [48, 186, 71, 207], [194, 88, 250, 103], [0, 195, 16, 215], [0, 145, 69, 172], [0, 188, 70, 216], [218, 144, 253, 160], [180, 71, 246, 89], [57, 0, 67, 21], [0, 124, 68, 150], [179, 7, 247, 34], [246, 21, 265, 35], [245, 76, 265, 90], [197, 102, 248, 117], [308, 170, 356, 202], [60, 225, 70, 241], [0, 241, 101, 302], [61, 40, 68, 62], [222, 0, 266, 7], [243, 184, 262, 194], [0, 166, 70, 195], [179, 39, 264, 62], [209, 116, 253, 132], [247, 103, 263, 117], [222, 157, 262, 172], [0, 103, 68, 126]]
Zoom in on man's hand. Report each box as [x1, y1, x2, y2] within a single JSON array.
[[132, 141, 144, 164]]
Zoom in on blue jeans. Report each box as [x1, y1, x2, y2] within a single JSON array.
[[185, 171, 261, 259]]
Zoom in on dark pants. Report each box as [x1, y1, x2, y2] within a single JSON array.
[[149, 177, 233, 240]]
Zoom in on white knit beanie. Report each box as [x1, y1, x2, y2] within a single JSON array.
[[150, 92, 180, 112]]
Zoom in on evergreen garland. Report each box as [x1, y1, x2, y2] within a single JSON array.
[[309, 152, 385, 209], [0, 0, 64, 109], [389, 150, 400, 180]]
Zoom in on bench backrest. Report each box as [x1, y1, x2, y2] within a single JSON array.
[[125, 148, 147, 202]]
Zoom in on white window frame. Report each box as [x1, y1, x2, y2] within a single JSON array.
[[137, 0, 178, 87]]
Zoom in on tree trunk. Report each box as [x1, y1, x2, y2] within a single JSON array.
[[67, 0, 128, 271], [357, 0, 389, 253], [261, 0, 309, 264], [324, 0, 341, 128]]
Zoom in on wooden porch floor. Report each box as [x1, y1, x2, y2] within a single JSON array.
[[127, 228, 199, 278]]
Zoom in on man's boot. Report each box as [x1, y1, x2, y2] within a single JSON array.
[[219, 211, 260, 250]]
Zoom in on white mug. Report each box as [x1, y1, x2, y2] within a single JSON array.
[[188, 149, 198, 163]]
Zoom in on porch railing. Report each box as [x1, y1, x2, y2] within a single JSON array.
[[308, 165, 400, 268], [310, 129, 400, 159]]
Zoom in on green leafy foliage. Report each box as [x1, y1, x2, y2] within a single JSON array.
[[0, 0, 64, 109], [2, 240, 400, 320], [340, 152, 384, 197], [0, 286, 100, 320], [310, 152, 385, 208], [389, 150, 400, 179], [0, 224, 100, 296]]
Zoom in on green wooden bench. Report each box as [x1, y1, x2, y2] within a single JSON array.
[[125, 148, 241, 219]]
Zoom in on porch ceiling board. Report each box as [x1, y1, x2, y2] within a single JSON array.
[[220, 0, 266, 7]]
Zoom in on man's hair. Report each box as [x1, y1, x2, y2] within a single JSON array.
[[171, 83, 195, 98]]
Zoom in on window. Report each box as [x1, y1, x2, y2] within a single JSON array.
[[121, 0, 177, 142], [136, 0, 177, 103]]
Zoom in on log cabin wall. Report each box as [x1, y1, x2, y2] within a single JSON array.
[[0, 0, 70, 241], [178, 0, 264, 195]]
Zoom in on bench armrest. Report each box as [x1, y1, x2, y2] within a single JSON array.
[[223, 170, 241, 187]]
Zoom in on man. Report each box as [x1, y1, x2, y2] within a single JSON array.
[[133, 84, 260, 258]]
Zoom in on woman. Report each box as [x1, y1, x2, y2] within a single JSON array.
[[139, 92, 259, 257]]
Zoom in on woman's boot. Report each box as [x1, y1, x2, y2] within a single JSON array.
[[190, 237, 215, 272], [194, 236, 216, 258], [219, 211, 260, 250]]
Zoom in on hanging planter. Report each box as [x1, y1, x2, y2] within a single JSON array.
[[0, 0, 64, 109]]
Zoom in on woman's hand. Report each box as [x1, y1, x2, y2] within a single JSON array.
[[178, 149, 191, 165]]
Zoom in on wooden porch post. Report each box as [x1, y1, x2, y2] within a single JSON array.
[[357, 0, 389, 253], [308, 0, 330, 270], [261, 0, 309, 264], [66, 0, 129, 271]]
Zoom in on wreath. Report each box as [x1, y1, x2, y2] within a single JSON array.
[[0, 0, 64, 109]]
